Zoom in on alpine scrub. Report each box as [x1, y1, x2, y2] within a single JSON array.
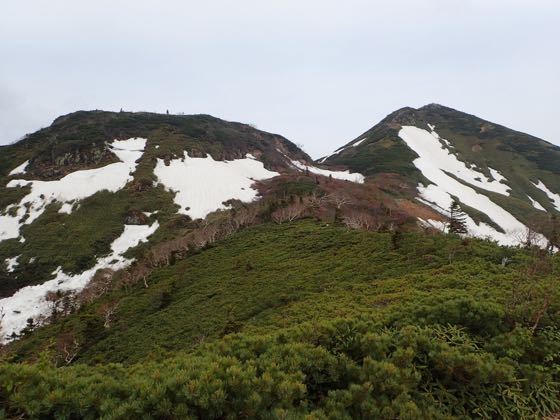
[[2, 221, 560, 418], [2, 320, 560, 418]]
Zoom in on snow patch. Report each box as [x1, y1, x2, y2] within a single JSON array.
[[533, 180, 560, 211], [8, 160, 29, 176], [154, 152, 279, 220], [417, 218, 447, 232], [489, 168, 507, 184], [4, 256, 19, 272], [0, 138, 146, 243], [58, 202, 74, 214], [0, 221, 159, 342], [291, 160, 365, 184], [399, 126, 542, 246], [527, 195, 546, 212], [352, 137, 367, 147], [317, 145, 349, 163]]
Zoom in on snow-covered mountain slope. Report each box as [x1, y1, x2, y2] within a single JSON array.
[[398, 125, 544, 246], [321, 104, 560, 246], [4, 104, 559, 341], [0, 110, 366, 340], [0, 221, 159, 341], [1, 138, 146, 242]]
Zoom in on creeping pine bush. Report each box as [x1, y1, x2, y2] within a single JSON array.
[[3, 222, 560, 418], [2, 318, 560, 419]]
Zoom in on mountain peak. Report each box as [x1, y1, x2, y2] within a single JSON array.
[[418, 103, 450, 111], [5, 109, 313, 181]]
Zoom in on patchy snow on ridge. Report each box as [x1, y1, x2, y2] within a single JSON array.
[[0, 221, 159, 342], [317, 137, 367, 163], [352, 137, 367, 147], [527, 195, 546, 212], [4, 256, 19, 272], [318, 146, 346, 163], [533, 180, 560, 212], [0, 138, 146, 243], [8, 160, 29, 176], [291, 160, 365, 184], [399, 126, 542, 246], [154, 152, 279, 220]]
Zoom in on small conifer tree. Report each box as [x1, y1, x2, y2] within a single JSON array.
[[448, 200, 468, 234]]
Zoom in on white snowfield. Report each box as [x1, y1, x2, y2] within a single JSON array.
[[403, 126, 510, 196], [8, 160, 29, 176], [399, 125, 545, 246], [154, 152, 280, 220], [533, 180, 560, 212], [0, 138, 146, 243], [0, 221, 159, 342], [291, 160, 365, 184]]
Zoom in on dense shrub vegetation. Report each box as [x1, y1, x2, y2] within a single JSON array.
[[2, 221, 560, 418]]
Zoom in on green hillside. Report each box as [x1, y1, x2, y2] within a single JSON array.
[[2, 221, 560, 418]]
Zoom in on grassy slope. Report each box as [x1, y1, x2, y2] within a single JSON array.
[[3, 221, 560, 418]]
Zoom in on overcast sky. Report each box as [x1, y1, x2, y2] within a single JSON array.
[[1, 0, 559, 158]]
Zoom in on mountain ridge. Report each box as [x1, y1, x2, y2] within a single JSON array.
[[2, 105, 560, 417]]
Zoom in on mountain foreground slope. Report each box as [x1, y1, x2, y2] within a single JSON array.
[[1, 107, 560, 418], [3, 221, 560, 418]]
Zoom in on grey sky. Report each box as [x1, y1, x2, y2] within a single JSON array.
[[1, 0, 559, 158]]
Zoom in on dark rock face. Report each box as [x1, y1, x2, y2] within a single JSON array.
[[28, 145, 118, 180], [124, 209, 150, 225]]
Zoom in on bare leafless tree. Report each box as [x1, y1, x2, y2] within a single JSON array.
[[233, 206, 259, 228], [328, 191, 352, 209], [307, 191, 328, 209], [271, 203, 306, 224], [342, 210, 381, 231], [0, 307, 5, 345], [513, 227, 541, 249], [57, 333, 81, 365], [100, 301, 120, 329], [77, 268, 115, 304], [531, 297, 550, 334]]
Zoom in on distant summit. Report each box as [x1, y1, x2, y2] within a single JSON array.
[[320, 104, 560, 246]]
